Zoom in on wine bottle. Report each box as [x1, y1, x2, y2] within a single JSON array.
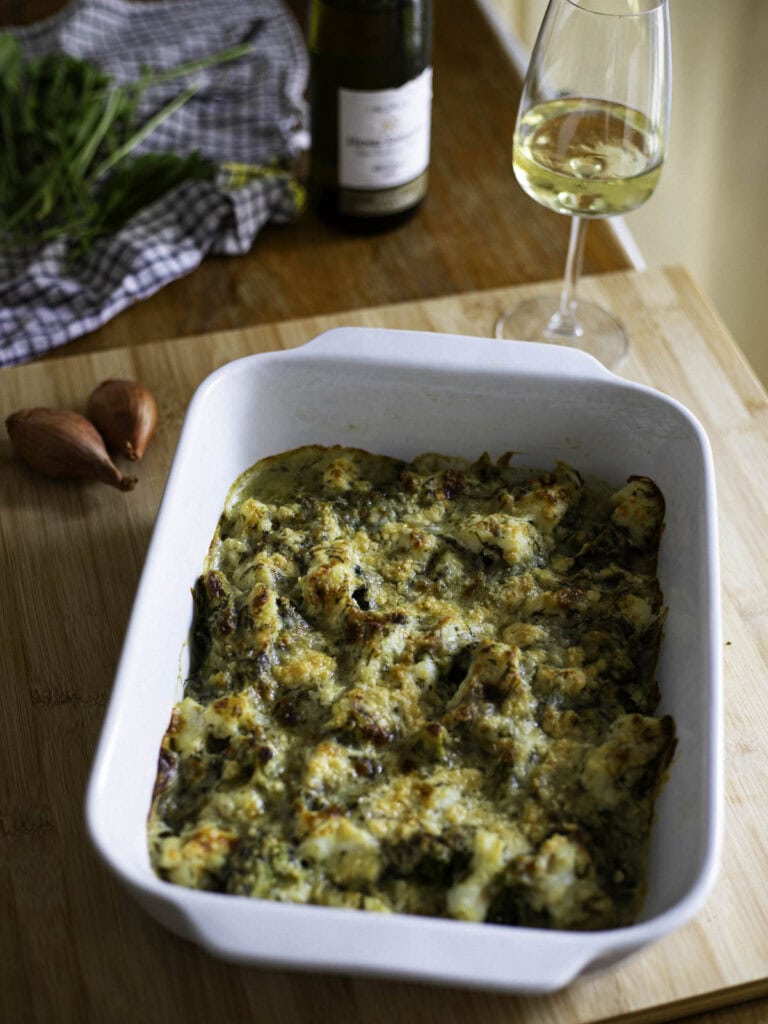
[[307, 0, 433, 230]]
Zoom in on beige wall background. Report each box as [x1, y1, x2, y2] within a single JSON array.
[[483, 0, 768, 386]]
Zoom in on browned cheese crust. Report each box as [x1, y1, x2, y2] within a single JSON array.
[[148, 446, 675, 929]]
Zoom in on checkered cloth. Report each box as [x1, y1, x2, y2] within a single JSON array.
[[0, 0, 308, 366]]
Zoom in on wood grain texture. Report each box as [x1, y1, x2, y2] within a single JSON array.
[[1, 267, 767, 1024], [0, 0, 631, 362], [672, 999, 768, 1024]]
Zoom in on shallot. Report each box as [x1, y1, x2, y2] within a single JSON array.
[[86, 378, 158, 461], [6, 408, 137, 491]]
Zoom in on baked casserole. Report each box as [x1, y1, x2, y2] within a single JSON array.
[[148, 444, 675, 930]]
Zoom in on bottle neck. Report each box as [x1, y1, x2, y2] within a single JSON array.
[[309, 0, 431, 63]]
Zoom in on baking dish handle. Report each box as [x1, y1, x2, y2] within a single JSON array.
[[299, 326, 619, 382]]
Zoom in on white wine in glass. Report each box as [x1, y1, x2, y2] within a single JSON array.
[[496, 0, 671, 368]]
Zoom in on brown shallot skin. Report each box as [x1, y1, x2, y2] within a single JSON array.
[[86, 379, 158, 461], [5, 408, 137, 491]]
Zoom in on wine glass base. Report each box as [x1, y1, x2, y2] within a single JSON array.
[[495, 295, 629, 369]]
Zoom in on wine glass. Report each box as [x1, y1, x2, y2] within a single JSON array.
[[495, 0, 671, 368]]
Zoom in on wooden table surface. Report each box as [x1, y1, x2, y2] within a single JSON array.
[[2, 267, 768, 1024], [2, 3, 766, 1023]]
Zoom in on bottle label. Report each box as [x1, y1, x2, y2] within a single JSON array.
[[338, 171, 428, 218], [338, 68, 432, 190]]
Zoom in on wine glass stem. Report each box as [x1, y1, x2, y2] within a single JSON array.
[[546, 215, 588, 341]]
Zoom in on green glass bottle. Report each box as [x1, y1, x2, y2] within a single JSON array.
[[307, 0, 433, 230]]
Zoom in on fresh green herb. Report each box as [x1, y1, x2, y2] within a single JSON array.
[[0, 34, 251, 256]]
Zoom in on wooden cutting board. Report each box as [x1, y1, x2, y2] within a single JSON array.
[[1, 266, 767, 1024]]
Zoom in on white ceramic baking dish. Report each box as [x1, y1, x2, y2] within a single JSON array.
[[86, 327, 722, 993]]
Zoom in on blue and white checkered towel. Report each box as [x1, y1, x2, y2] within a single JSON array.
[[0, 0, 308, 367]]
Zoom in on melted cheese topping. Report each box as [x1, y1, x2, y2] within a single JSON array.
[[148, 446, 675, 929]]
